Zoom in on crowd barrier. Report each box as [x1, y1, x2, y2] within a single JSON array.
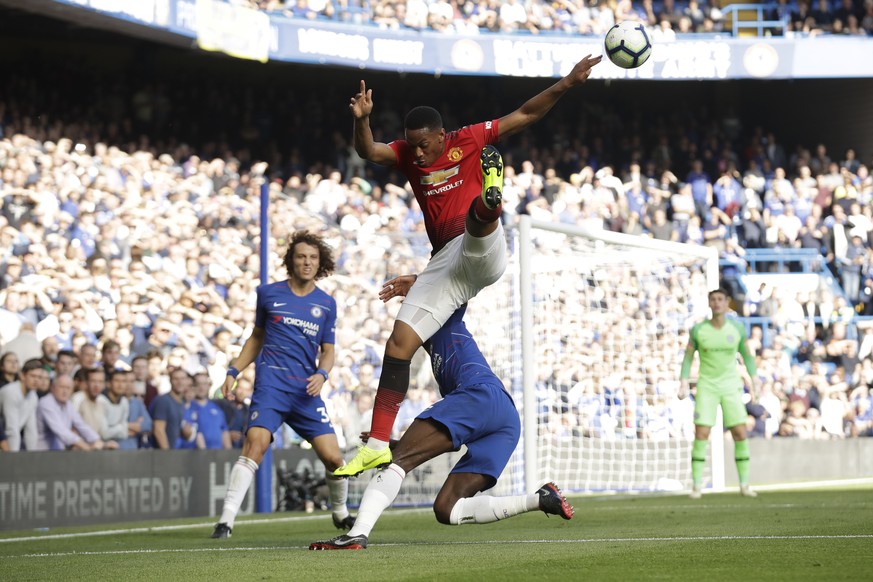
[[3, 439, 872, 531], [0, 448, 320, 531]]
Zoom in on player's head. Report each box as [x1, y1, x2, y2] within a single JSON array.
[[283, 230, 336, 282], [708, 287, 732, 314], [404, 106, 445, 167]]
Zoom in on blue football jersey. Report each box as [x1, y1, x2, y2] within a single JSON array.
[[254, 281, 336, 393], [425, 304, 501, 397]]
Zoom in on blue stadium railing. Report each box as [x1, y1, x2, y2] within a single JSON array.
[[739, 247, 827, 274], [720, 3, 791, 37], [724, 247, 861, 348]]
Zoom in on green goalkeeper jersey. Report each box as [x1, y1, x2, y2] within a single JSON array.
[[686, 318, 756, 391]]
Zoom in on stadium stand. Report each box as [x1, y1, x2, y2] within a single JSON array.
[[239, 0, 873, 37], [1, 5, 872, 459]]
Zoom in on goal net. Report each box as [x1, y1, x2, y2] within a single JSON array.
[[344, 216, 721, 506], [501, 216, 721, 495]]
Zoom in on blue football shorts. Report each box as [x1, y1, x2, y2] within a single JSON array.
[[247, 385, 334, 442], [418, 380, 520, 490]]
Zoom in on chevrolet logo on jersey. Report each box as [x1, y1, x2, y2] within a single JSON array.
[[420, 165, 460, 187]]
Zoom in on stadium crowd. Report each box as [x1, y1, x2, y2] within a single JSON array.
[[2, 47, 873, 455], [233, 0, 873, 37]]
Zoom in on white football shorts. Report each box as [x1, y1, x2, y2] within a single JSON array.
[[397, 223, 507, 343]]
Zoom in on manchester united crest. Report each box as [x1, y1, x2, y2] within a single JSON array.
[[447, 147, 462, 162]]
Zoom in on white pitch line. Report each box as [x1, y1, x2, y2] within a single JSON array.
[[6, 534, 873, 559], [0, 509, 429, 544]]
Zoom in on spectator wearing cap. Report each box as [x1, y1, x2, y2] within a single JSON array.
[[0, 358, 47, 451], [35, 374, 114, 451]]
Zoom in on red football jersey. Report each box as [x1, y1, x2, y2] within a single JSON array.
[[389, 119, 500, 253]]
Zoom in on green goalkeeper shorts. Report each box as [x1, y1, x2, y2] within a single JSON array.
[[693, 385, 747, 428]]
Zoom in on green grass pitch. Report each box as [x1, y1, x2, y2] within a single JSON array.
[[2, 487, 871, 581]]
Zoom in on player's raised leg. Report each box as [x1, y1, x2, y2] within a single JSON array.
[[480, 144, 504, 211]]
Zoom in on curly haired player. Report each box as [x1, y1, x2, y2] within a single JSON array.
[[212, 231, 354, 539]]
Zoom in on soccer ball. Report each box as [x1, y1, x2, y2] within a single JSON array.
[[604, 21, 653, 69]]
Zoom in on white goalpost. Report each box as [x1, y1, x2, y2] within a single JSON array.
[[505, 215, 721, 495]]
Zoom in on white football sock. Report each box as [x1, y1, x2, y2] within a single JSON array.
[[348, 463, 405, 537], [327, 474, 349, 518], [218, 456, 258, 528], [366, 438, 389, 451], [449, 493, 540, 525]]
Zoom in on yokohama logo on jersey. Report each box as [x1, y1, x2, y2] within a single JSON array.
[[273, 315, 320, 336]]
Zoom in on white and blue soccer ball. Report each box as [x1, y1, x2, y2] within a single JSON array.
[[604, 21, 653, 69]]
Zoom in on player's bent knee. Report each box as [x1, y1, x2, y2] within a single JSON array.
[[432, 500, 453, 525]]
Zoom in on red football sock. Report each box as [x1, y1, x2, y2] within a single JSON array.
[[370, 389, 406, 441], [368, 355, 411, 441], [473, 196, 502, 223]]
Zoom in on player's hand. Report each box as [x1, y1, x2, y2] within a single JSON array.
[[104, 440, 119, 450], [350, 80, 374, 119], [379, 274, 416, 302], [305, 373, 325, 397], [678, 380, 690, 400], [567, 54, 602, 85], [222, 375, 238, 401]]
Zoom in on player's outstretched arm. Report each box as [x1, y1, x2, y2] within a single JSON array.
[[350, 80, 397, 166], [498, 54, 602, 140]]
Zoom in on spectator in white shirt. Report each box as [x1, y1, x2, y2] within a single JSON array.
[[0, 359, 47, 451]]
